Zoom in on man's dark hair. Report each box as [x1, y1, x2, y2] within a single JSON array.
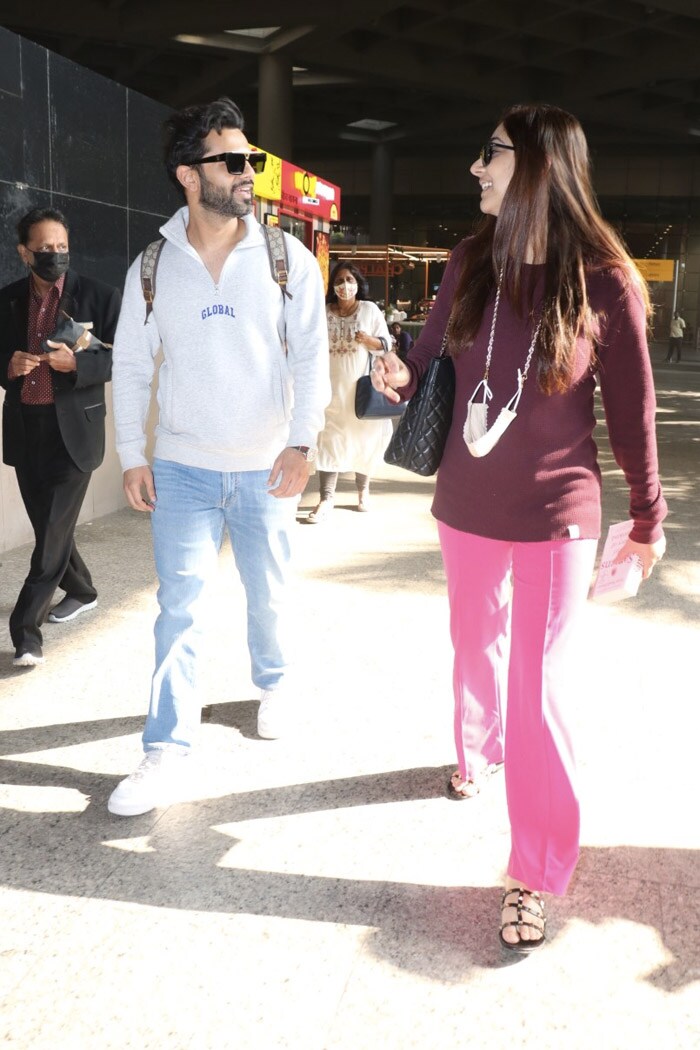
[[17, 207, 69, 246], [163, 97, 246, 196]]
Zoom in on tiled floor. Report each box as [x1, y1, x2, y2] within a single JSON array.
[[0, 360, 698, 1049]]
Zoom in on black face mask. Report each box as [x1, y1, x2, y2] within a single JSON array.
[[29, 251, 70, 283]]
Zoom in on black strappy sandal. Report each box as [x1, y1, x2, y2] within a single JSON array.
[[498, 887, 547, 954]]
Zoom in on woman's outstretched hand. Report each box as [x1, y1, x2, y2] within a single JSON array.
[[370, 350, 411, 404]]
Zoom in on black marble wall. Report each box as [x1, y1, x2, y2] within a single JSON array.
[[0, 25, 181, 292]]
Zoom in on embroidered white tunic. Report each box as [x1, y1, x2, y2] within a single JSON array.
[[316, 300, 393, 474]]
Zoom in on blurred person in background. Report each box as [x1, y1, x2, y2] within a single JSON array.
[[308, 261, 393, 521], [0, 207, 120, 668]]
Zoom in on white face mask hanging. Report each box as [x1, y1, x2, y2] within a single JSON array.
[[463, 270, 542, 458]]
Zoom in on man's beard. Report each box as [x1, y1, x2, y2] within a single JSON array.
[[199, 169, 253, 218]]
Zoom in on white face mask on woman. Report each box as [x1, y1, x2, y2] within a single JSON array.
[[334, 278, 358, 300], [463, 398, 519, 457], [462, 273, 543, 458]]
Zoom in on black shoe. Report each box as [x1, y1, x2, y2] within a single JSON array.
[[48, 597, 97, 623]]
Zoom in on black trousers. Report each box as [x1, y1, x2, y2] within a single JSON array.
[[9, 404, 96, 652]]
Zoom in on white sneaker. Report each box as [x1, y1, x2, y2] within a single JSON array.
[[107, 751, 191, 816], [48, 596, 97, 623], [13, 649, 44, 668], [307, 499, 333, 524], [257, 688, 291, 739]]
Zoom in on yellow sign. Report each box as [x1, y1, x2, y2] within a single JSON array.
[[251, 143, 282, 203], [633, 259, 675, 283]]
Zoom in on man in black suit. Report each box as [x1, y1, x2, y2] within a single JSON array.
[[0, 207, 121, 667]]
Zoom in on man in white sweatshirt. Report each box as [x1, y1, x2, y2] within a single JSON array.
[[108, 98, 330, 816]]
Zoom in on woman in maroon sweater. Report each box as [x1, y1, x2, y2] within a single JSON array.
[[372, 104, 667, 954]]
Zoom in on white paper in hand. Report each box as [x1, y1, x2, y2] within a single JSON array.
[[591, 520, 643, 604]]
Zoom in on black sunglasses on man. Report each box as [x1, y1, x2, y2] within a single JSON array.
[[187, 151, 267, 175]]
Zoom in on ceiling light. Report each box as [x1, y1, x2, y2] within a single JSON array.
[[347, 119, 397, 132], [224, 27, 280, 38]]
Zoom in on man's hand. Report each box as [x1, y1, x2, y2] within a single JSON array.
[[8, 351, 41, 379], [123, 466, 157, 512], [46, 341, 77, 372], [369, 349, 411, 403], [268, 448, 311, 498]]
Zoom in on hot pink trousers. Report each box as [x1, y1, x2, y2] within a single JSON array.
[[438, 522, 598, 895]]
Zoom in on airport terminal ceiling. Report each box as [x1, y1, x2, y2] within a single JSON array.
[[5, 0, 700, 164]]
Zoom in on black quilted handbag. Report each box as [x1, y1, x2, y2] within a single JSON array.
[[383, 335, 455, 476]]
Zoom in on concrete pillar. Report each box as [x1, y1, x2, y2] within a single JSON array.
[[258, 53, 293, 159], [684, 218, 700, 355], [370, 141, 393, 245]]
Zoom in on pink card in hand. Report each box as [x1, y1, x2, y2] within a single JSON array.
[[591, 520, 643, 604]]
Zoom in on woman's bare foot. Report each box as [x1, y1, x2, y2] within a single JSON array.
[[448, 771, 482, 799], [499, 876, 546, 953], [446, 762, 504, 800]]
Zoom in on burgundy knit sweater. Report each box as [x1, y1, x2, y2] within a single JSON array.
[[400, 240, 667, 544]]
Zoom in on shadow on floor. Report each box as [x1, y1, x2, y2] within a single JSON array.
[[0, 709, 696, 989]]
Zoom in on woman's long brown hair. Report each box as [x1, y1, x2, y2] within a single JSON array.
[[450, 104, 650, 394]]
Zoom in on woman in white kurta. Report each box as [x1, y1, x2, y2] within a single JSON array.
[[308, 262, 393, 522]]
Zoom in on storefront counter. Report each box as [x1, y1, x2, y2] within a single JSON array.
[[402, 321, 426, 341]]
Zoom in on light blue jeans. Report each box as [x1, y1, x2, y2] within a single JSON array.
[[144, 458, 297, 751]]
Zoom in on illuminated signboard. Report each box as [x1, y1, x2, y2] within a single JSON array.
[[251, 144, 283, 203], [251, 146, 341, 221], [281, 162, 341, 222], [633, 259, 675, 283], [250, 145, 340, 221], [313, 230, 330, 292]]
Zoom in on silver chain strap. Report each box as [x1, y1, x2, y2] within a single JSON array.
[[483, 268, 542, 389]]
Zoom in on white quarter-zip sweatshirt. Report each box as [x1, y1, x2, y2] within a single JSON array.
[[112, 208, 330, 472]]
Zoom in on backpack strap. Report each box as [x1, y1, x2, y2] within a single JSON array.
[[261, 224, 293, 300], [140, 238, 166, 324], [138, 227, 292, 323]]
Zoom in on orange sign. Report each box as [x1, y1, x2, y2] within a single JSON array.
[[281, 161, 341, 222], [314, 230, 330, 292], [633, 259, 675, 283]]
